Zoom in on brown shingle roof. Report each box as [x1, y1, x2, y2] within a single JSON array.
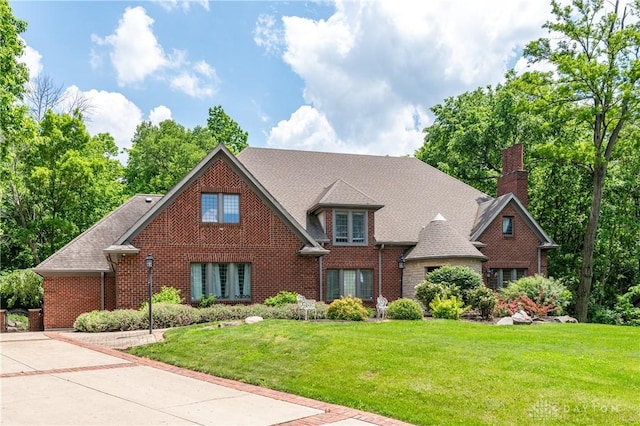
[[308, 179, 383, 213], [405, 214, 487, 261], [33, 195, 161, 275], [238, 147, 489, 243]]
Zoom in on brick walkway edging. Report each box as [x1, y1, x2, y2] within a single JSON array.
[[46, 332, 414, 426]]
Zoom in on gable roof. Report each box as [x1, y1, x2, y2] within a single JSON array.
[[237, 147, 489, 244], [116, 144, 328, 255], [308, 179, 383, 213], [33, 195, 162, 275], [471, 193, 557, 247], [405, 214, 487, 261]]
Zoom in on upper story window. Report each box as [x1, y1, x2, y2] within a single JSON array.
[[202, 193, 240, 223], [333, 210, 367, 245], [502, 216, 514, 236]]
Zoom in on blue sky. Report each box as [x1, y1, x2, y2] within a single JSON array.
[[11, 0, 554, 164]]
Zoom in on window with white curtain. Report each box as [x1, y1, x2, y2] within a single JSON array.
[[325, 269, 373, 301], [190, 263, 251, 301]]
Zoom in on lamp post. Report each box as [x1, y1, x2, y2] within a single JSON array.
[[398, 254, 405, 297], [145, 254, 154, 335]]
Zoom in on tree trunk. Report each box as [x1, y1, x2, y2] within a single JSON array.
[[575, 162, 607, 322]]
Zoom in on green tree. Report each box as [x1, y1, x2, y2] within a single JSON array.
[[0, 0, 29, 155], [124, 120, 212, 195], [2, 111, 124, 269], [522, 0, 640, 322], [206, 105, 248, 155], [125, 106, 248, 195]]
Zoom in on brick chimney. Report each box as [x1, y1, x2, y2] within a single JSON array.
[[497, 144, 528, 207]]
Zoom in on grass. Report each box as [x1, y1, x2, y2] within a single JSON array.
[[130, 320, 640, 425]]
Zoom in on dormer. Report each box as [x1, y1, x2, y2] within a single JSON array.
[[307, 179, 383, 246]]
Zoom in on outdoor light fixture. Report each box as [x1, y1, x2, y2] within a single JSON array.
[[398, 254, 405, 269], [485, 268, 493, 278], [146, 254, 154, 335]]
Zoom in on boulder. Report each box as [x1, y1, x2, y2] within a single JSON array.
[[554, 315, 578, 323], [245, 316, 264, 324], [512, 310, 533, 325], [496, 317, 514, 326]]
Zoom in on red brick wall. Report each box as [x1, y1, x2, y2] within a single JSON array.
[[115, 159, 319, 309], [43, 276, 102, 329], [322, 209, 404, 303], [498, 144, 529, 207], [477, 202, 548, 284]]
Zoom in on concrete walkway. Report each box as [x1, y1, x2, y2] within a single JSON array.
[[0, 331, 414, 426]]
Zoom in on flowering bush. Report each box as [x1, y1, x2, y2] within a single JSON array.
[[494, 292, 559, 317], [468, 286, 497, 320], [500, 275, 571, 315]]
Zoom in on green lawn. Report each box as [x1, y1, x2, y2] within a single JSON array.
[[130, 320, 639, 425]]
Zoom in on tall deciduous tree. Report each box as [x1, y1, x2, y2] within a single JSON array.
[[125, 106, 248, 195], [0, 0, 29, 154], [522, 0, 640, 321], [2, 111, 124, 269]]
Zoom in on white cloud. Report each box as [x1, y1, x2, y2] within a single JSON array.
[[263, 0, 552, 156], [64, 86, 142, 164], [253, 14, 283, 55], [149, 105, 172, 125], [92, 7, 168, 86], [153, 0, 209, 12], [92, 7, 218, 98], [19, 43, 43, 80]]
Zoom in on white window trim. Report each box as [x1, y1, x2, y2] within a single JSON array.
[[332, 210, 368, 246]]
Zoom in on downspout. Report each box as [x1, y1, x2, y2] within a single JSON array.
[[319, 256, 324, 301], [101, 271, 105, 310], [537, 247, 541, 276], [378, 244, 384, 296]]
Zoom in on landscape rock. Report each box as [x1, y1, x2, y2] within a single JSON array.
[[511, 310, 533, 325], [496, 317, 514, 326], [245, 316, 263, 324], [554, 315, 578, 323]]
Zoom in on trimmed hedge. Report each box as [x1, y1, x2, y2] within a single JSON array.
[[386, 298, 424, 320], [74, 302, 329, 332]]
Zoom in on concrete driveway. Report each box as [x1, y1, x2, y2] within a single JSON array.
[[0, 332, 412, 426]]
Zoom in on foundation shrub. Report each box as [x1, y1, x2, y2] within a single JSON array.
[[500, 275, 571, 315], [468, 286, 498, 320], [264, 290, 298, 306], [74, 309, 145, 332], [199, 295, 216, 308], [429, 295, 469, 320], [415, 281, 460, 310], [327, 296, 369, 321], [424, 265, 483, 305], [386, 298, 424, 320]]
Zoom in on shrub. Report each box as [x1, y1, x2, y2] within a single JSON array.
[[199, 295, 216, 308], [429, 295, 468, 320], [153, 286, 183, 304], [386, 298, 423, 320], [74, 309, 145, 332], [149, 303, 203, 328], [494, 293, 558, 317], [424, 265, 483, 304], [612, 285, 640, 326], [327, 296, 369, 321], [468, 286, 497, 320], [500, 275, 571, 315], [264, 290, 298, 307], [415, 281, 460, 310], [0, 269, 43, 309]]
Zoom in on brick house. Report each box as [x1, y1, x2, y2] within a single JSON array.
[[34, 143, 556, 329]]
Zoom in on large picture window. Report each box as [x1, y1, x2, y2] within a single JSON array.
[[333, 211, 367, 245], [202, 193, 240, 223], [190, 263, 251, 301], [326, 269, 373, 301]]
